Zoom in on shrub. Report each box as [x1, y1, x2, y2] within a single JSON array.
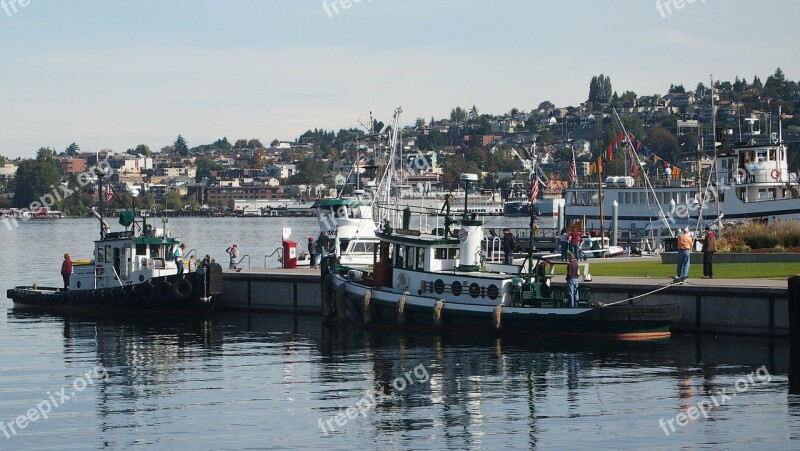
[[772, 245, 786, 253]]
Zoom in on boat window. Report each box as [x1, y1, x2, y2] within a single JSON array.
[[350, 207, 361, 219], [416, 247, 425, 270], [405, 246, 415, 269], [136, 244, 147, 256], [97, 246, 104, 262], [434, 248, 447, 259], [448, 248, 459, 259], [393, 245, 404, 267], [104, 245, 111, 263]]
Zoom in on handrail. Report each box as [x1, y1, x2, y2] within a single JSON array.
[[237, 254, 251, 269], [264, 248, 283, 268]]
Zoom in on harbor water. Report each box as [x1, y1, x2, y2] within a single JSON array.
[[1, 218, 799, 449]]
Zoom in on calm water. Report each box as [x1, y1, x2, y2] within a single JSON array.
[[1, 218, 799, 450]]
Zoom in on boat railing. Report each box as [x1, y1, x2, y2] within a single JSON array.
[[483, 236, 502, 263], [265, 248, 283, 268], [237, 255, 251, 269]]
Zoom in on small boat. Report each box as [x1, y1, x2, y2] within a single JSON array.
[[322, 174, 680, 340], [7, 172, 222, 312], [578, 236, 626, 258]]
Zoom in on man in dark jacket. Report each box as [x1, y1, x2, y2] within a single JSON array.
[[502, 228, 515, 264], [566, 252, 580, 307], [701, 226, 716, 279]]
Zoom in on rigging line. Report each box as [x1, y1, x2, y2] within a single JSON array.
[[599, 280, 682, 307], [613, 108, 675, 238]]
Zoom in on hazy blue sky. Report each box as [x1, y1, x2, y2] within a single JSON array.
[[1, 0, 797, 158]]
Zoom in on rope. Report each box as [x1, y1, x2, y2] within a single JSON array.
[[599, 280, 683, 307]]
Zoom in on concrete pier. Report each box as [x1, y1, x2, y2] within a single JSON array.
[[217, 269, 790, 337], [218, 268, 322, 314]]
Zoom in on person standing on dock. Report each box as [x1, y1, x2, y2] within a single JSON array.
[[308, 237, 317, 269], [569, 230, 582, 259], [559, 228, 569, 261], [226, 244, 239, 270], [60, 253, 73, 291], [502, 228, 515, 264], [566, 252, 579, 307], [701, 226, 716, 279], [676, 228, 692, 280]]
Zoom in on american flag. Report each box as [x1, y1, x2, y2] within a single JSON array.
[[529, 179, 539, 203], [104, 188, 114, 202], [568, 159, 577, 186]]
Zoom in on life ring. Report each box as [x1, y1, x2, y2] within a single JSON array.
[[172, 278, 193, 301], [138, 282, 156, 304], [156, 280, 173, 302], [335, 283, 347, 320], [771, 169, 781, 180]]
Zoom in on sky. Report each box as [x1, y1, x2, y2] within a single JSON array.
[[0, 0, 798, 159]]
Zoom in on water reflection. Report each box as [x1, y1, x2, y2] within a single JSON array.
[[4, 309, 796, 449]]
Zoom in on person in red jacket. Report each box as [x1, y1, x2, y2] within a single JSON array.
[[61, 253, 73, 291]]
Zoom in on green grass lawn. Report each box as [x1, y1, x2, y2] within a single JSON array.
[[547, 260, 798, 279]]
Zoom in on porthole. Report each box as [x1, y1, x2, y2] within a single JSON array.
[[76, 281, 81, 289], [451, 281, 462, 296], [139, 275, 145, 282], [433, 279, 445, 294], [487, 284, 499, 300], [469, 283, 481, 298]]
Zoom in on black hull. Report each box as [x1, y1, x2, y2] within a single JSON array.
[[333, 287, 677, 341], [7, 264, 223, 313]]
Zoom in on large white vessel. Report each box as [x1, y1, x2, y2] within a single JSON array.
[[564, 136, 798, 235]]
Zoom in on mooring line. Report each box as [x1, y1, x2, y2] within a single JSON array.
[[600, 280, 683, 307]]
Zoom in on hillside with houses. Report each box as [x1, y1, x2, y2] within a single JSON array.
[[2, 69, 799, 218]]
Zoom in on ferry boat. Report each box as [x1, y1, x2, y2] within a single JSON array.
[[7, 173, 222, 312], [564, 131, 799, 235], [322, 174, 680, 340]]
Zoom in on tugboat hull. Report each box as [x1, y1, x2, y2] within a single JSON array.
[[327, 275, 678, 340], [7, 264, 222, 313]]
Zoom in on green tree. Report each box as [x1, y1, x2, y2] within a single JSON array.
[[588, 74, 612, 107], [468, 105, 479, 120], [644, 127, 680, 163], [195, 156, 223, 181], [290, 158, 328, 185], [127, 144, 152, 156], [65, 142, 80, 156], [234, 139, 248, 149], [450, 106, 467, 123], [174, 135, 189, 156], [247, 139, 264, 149], [11, 152, 62, 208], [538, 100, 555, 110], [163, 190, 183, 210]]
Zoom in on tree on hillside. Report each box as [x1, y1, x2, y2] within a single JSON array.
[[247, 139, 264, 149], [12, 152, 61, 208], [668, 84, 685, 93], [468, 105, 479, 120], [127, 144, 152, 157], [510, 107, 519, 116], [619, 90, 638, 104], [415, 117, 426, 127], [450, 106, 467, 123], [588, 74, 612, 107], [290, 157, 328, 185], [538, 100, 555, 111], [194, 156, 222, 181], [65, 142, 80, 156], [174, 135, 189, 156], [764, 67, 793, 100], [644, 127, 680, 164], [234, 139, 248, 149]]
